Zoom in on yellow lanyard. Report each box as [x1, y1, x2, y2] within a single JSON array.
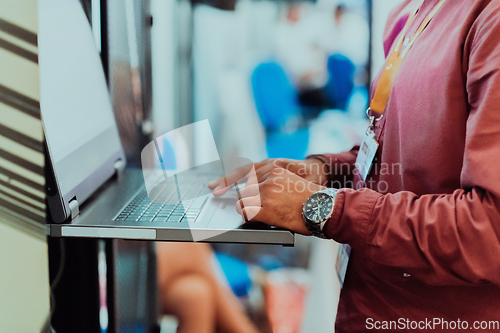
[[368, 0, 447, 121]]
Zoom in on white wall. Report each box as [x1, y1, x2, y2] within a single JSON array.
[[151, 0, 178, 135], [0, 0, 51, 331], [0, 222, 50, 332]]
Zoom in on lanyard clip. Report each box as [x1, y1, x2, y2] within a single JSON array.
[[366, 108, 383, 135]]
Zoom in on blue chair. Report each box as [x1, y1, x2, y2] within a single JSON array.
[[265, 129, 309, 160], [215, 252, 252, 297], [251, 62, 309, 160], [325, 54, 356, 111]]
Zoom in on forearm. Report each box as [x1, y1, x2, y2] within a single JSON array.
[[325, 186, 500, 286]]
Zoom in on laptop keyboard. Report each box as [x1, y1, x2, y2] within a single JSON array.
[[114, 175, 213, 223]]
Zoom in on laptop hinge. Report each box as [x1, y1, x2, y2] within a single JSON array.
[[114, 158, 125, 177], [68, 198, 79, 220]]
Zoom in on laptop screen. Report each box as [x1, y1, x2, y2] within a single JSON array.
[[39, 0, 123, 211]]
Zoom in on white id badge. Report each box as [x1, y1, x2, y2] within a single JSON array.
[[355, 132, 379, 182]]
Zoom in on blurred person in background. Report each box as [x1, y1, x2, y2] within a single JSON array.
[[273, 2, 370, 111], [193, 1, 266, 161], [323, 4, 370, 69], [157, 242, 258, 333], [274, 2, 329, 108]]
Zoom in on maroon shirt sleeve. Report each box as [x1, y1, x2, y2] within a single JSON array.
[[324, 4, 500, 287]]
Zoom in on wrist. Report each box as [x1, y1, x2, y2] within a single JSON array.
[[302, 187, 339, 238], [305, 155, 329, 185]]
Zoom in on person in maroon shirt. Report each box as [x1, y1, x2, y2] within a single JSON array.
[[210, 0, 500, 331]]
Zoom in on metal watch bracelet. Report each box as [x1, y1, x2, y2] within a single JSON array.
[[306, 188, 338, 239]]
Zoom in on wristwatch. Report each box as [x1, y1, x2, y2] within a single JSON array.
[[302, 188, 339, 238]]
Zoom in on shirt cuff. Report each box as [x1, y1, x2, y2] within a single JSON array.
[[323, 188, 382, 254]]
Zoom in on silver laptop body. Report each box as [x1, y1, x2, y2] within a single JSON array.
[[40, 0, 293, 246]]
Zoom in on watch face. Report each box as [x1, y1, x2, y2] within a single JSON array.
[[303, 192, 334, 222]]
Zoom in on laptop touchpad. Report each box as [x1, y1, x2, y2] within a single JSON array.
[[207, 188, 245, 229]]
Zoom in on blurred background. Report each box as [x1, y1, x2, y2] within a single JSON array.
[[104, 0, 403, 166], [76, 0, 405, 332]]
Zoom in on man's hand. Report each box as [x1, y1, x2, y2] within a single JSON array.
[[208, 158, 327, 196], [235, 167, 325, 236]]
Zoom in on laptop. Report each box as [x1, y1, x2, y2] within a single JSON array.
[[40, 0, 294, 246]]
